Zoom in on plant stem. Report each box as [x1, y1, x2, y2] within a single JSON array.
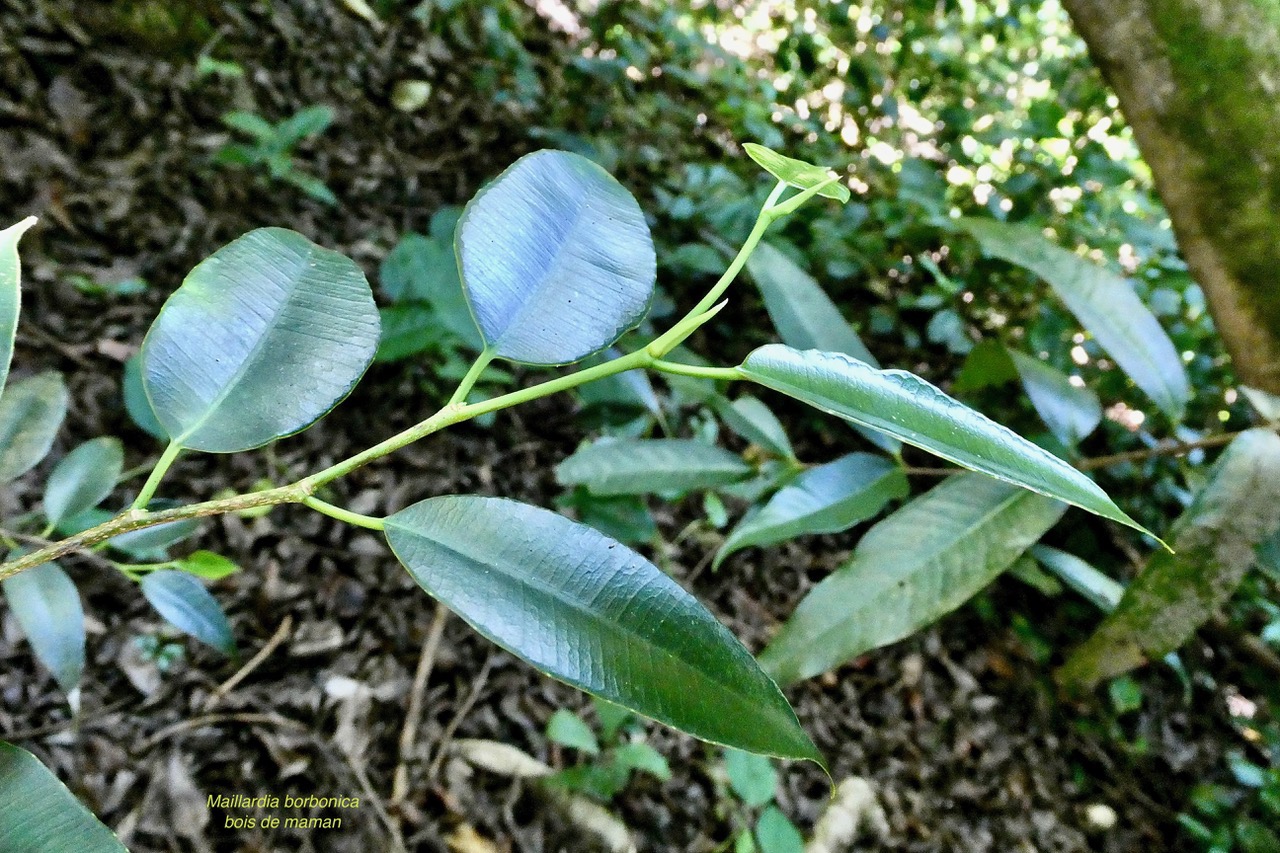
[[651, 360, 744, 381], [131, 441, 183, 510], [449, 347, 496, 406], [303, 497, 386, 531]]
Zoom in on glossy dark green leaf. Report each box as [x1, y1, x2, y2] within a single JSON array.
[[715, 453, 906, 569], [2, 561, 84, 697], [122, 356, 166, 441], [713, 395, 794, 459], [760, 475, 1065, 684], [141, 228, 379, 452], [385, 496, 820, 761], [456, 150, 655, 365], [739, 345, 1147, 536], [0, 741, 126, 852], [0, 372, 68, 483], [1008, 349, 1101, 446], [139, 570, 235, 655], [1060, 429, 1280, 689], [556, 439, 752, 496], [43, 438, 124, 527], [0, 217, 36, 396], [962, 219, 1189, 420], [742, 143, 850, 202]]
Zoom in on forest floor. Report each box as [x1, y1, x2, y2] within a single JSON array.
[[0, 3, 1239, 850]]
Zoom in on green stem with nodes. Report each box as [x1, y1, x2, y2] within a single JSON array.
[[0, 183, 818, 583], [131, 441, 183, 510], [303, 497, 386, 531]]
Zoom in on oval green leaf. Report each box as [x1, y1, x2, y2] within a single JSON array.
[[0, 217, 36, 397], [2, 561, 84, 698], [742, 143, 850, 202], [759, 474, 1065, 684], [1008, 349, 1101, 446], [0, 372, 68, 483], [556, 438, 752, 496], [456, 150, 655, 365], [961, 219, 1189, 420], [43, 438, 124, 527], [715, 453, 907, 569], [139, 570, 235, 655], [0, 741, 126, 852], [739, 345, 1149, 537], [385, 496, 820, 761], [173, 551, 241, 580], [141, 228, 379, 452]]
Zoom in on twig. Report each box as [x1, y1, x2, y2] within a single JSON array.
[[1075, 430, 1248, 470], [139, 712, 308, 751], [201, 615, 293, 711], [390, 602, 449, 808], [426, 653, 494, 780]]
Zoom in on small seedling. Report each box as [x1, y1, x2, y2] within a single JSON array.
[[544, 699, 671, 801], [214, 106, 337, 204]]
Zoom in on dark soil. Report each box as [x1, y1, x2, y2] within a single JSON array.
[[0, 2, 1239, 850]]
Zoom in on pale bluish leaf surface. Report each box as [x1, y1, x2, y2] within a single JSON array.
[[123, 356, 166, 441], [759, 475, 1065, 684], [742, 143, 850, 202], [1008, 349, 1102, 446], [141, 228, 379, 452], [715, 453, 906, 568], [0, 217, 36, 397], [0, 741, 125, 852], [2, 561, 84, 696], [962, 219, 1189, 420], [0, 372, 68, 483], [385, 496, 820, 761], [139, 571, 235, 655], [740, 345, 1146, 535], [43, 438, 124, 526], [457, 150, 655, 365], [1060, 429, 1280, 689], [556, 438, 751, 496]]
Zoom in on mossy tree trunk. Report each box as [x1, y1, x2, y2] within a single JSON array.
[[1062, 0, 1280, 394]]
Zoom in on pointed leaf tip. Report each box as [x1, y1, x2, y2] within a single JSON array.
[[385, 495, 820, 763]]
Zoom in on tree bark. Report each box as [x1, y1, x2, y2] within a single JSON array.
[[1061, 0, 1280, 394]]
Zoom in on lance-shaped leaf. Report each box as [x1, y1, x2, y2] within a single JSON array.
[[456, 150, 655, 365], [2, 561, 84, 698], [759, 474, 1065, 684], [140, 570, 235, 655], [556, 439, 751, 496], [961, 219, 1189, 420], [43, 438, 124, 527], [1008, 349, 1101, 446], [713, 394, 794, 459], [742, 144, 850, 202], [0, 741, 126, 852], [1060, 429, 1280, 689], [385, 496, 820, 761], [739, 345, 1148, 536], [141, 228, 379, 452], [0, 372, 68, 483], [715, 453, 907, 569], [0, 217, 36, 396]]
